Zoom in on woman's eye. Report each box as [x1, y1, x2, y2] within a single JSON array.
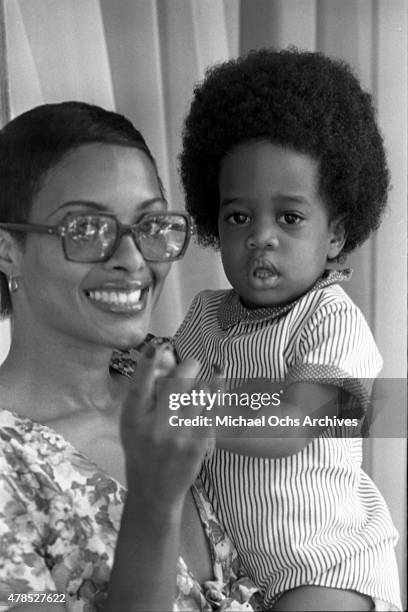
[[67, 216, 113, 243], [280, 213, 303, 225], [139, 220, 161, 235], [69, 218, 100, 241], [226, 212, 250, 225]]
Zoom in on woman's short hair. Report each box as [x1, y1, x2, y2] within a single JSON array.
[[180, 48, 389, 255], [0, 101, 162, 317]]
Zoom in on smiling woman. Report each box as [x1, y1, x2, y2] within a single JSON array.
[[0, 102, 261, 611], [2, 142, 171, 350]]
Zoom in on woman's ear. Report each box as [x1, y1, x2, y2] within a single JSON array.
[[0, 230, 22, 277], [327, 216, 347, 260]]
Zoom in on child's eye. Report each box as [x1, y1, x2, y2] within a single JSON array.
[[225, 212, 250, 225], [279, 212, 303, 225]]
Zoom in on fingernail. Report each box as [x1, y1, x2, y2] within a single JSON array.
[[161, 342, 174, 353], [145, 344, 156, 359]]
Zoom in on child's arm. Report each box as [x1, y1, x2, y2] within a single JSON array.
[[214, 297, 382, 458], [214, 379, 342, 458]]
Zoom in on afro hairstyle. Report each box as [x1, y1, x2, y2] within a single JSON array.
[[180, 47, 389, 255]]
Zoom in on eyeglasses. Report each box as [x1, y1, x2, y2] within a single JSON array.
[[0, 211, 193, 263]]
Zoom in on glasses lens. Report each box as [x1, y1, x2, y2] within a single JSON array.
[[64, 214, 117, 262], [137, 214, 188, 261]]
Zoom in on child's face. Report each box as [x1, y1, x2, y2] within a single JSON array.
[[218, 140, 344, 308]]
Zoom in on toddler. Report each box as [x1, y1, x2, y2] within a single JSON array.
[[174, 49, 401, 611]]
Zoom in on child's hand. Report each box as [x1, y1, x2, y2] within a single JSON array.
[[120, 344, 213, 509]]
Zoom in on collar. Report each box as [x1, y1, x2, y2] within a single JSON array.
[[217, 268, 352, 331]]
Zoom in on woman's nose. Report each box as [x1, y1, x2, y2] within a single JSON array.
[[246, 220, 279, 249], [104, 234, 146, 272]]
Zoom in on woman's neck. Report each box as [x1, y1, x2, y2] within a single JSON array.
[[0, 327, 124, 423]]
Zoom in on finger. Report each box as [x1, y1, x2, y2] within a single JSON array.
[[191, 383, 217, 448], [170, 381, 216, 442], [153, 356, 201, 405], [184, 392, 216, 461], [126, 344, 164, 415], [153, 359, 205, 438], [153, 342, 178, 379], [167, 357, 201, 382]]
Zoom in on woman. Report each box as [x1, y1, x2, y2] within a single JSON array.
[[0, 102, 260, 611]]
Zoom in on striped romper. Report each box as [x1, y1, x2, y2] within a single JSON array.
[[174, 269, 401, 610]]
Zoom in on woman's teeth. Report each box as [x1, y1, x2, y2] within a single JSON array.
[[86, 289, 143, 309]]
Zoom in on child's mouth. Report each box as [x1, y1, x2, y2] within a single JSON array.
[[248, 259, 280, 289], [253, 268, 276, 279]]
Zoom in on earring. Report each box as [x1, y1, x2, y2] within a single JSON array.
[[8, 274, 20, 293]]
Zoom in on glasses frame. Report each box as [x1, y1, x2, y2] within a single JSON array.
[[0, 211, 193, 263]]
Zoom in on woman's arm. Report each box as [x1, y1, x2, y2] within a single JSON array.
[[106, 347, 212, 611], [107, 487, 183, 611]]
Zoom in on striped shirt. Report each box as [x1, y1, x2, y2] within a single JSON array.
[[174, 270, 401, 610]]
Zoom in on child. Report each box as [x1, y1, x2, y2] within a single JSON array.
[[174, 49, 402, 610]]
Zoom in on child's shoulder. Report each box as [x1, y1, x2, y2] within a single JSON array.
[[291, 273, 369, 333], [175, 289, 232, 342], [313, 282, 356, 309], [300, 269, 359, 314], [299, 280, 369, 333], [187, 288, 233, 311]]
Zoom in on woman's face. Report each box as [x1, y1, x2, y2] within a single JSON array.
[[15, 143, 170, 350]]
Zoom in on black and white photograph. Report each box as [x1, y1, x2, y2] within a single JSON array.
[[0, 1, 406, 611]]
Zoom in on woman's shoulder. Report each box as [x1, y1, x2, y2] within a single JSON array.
[[0, 406, 56, 465], [0, 405, 70, 459], [0, 406, 124, 500], [0, 407, 124, 610]]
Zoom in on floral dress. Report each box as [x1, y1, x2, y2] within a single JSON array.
[[0, 408, 261, 611]]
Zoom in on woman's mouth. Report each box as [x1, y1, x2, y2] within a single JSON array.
[[84, 287, 148, 313]]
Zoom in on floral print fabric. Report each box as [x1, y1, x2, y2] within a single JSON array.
[[0, 408, 261, 611]]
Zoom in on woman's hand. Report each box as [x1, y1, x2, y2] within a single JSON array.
[[120, 344, 213, 509], [107, 346, 214, 611]]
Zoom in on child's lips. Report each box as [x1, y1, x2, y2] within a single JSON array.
[[247, 258, 280, 288], [249, 257, 279, 276]]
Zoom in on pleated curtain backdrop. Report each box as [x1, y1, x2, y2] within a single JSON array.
[[0, 1, 406, 603]]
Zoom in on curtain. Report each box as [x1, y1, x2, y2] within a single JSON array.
[[0, 0, 406, 602], [0, 0, 9, 363]]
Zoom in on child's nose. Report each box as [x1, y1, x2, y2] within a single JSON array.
[[246, 220, 279, 249]]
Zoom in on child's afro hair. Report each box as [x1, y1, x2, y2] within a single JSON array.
[[180, 48, 389, 255]]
